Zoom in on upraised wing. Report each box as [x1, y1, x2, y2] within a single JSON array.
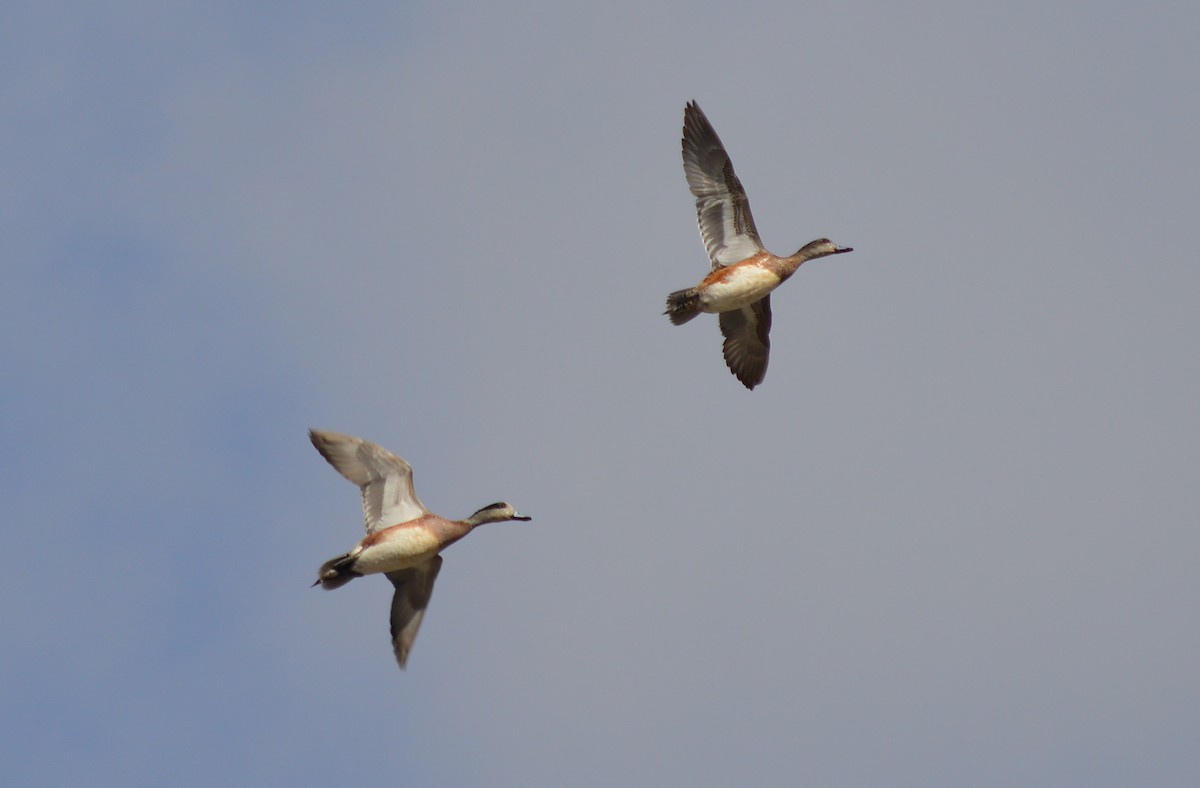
[[682, 101, 765, 269], [309, 429, 429, 533]]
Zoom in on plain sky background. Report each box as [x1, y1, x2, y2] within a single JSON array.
[[3, 2, 1199, 786]]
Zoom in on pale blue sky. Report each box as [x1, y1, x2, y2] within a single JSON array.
[[3, 2, 1199, 785]]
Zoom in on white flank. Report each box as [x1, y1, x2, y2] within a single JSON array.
[[699, 267, 778, 312], [352, 528, 442, 575]]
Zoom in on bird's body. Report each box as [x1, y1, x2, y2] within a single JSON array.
[[688, 252, 793, 313], [333, 516, 446, 576], [666, 101, 853, 389], [309, 429, 530, 669]]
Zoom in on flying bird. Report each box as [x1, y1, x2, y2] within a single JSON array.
[[309, 429, 531, 670], [665, 101, 854, 389]]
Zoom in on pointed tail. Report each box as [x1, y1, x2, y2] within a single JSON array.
[[313, 552, 362, 590]]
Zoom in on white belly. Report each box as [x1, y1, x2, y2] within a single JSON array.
[[352, 529, 441, 575], [699, 267, 778, 312]]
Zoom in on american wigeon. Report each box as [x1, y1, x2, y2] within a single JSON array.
[[665, 101, 853, 389], [309, 429, 531, 669]]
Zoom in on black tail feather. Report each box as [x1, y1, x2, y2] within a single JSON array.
[[665, 288, 701, 325], [314, 553, 361, 590]]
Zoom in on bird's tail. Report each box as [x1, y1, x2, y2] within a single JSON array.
[[313, 552, 361, 590], [665, 288, 702, 325]]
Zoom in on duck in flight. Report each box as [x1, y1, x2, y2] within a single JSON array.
[[309, 429, 531, 670], [665, 101, 853, 389]]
